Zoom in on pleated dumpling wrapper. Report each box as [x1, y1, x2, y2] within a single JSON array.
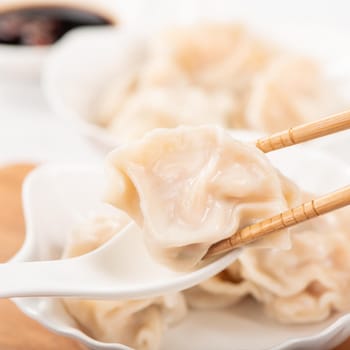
[[185, 206, 350, 323], [107, 85, 234, 142], [142, 23, 274, 91], [105, 126, 301, 270], [62, 210, 187, 350], [245, 56, 343, 133], [138, 23, 275, 128]]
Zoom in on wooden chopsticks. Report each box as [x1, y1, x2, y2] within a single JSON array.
[[256, 110, 350, 153], [204, 110, 350, 259], [205, 186, 350, 258]]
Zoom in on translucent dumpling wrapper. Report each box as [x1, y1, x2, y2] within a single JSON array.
[[245, 56, 343, 133], [141, 23, 275, 128], [186, 206, 350, 324], [105, 126, 301, 270], [147, 23, 274, 90], [107, 86, 235, 142], [62, 211, 187, 350]]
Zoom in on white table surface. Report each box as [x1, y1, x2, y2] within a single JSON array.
[[0, 78, 102, 165]]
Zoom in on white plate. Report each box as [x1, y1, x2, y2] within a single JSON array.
[[12, 132, 350, 350]]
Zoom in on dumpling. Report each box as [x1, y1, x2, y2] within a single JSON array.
[[141, 23, 274, 127], [186, 206, 350, 324], [62, 209, 130, 258], [146, 23, 273, 89], [245, 56, 343, 133], [62, 210, 187, 350], [184, 261, 266, 309], [64, 296, 186, 350], [105, 125, 301, 270], [107, 86, 235, 142]]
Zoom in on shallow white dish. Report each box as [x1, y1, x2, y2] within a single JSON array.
[[11, 131, 350, 350]]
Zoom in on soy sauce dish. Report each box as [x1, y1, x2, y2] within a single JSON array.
[[0, 0, 117, 78]]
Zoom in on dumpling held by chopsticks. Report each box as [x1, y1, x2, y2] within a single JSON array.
[[105, 126, 301, 270]]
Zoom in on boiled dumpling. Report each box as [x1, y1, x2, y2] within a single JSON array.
[[105, 126, 301, 270], [146, 23, 273, 89], [141, 23, 274, 127], [107, 86, 235, 142], [62, 211, 187, 350], [245, 56, 342, 132]]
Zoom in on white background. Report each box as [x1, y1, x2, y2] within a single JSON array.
[[0, 0, 350, 164]]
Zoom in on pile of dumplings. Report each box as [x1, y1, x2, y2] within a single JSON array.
[[62, 126, 350, 350], [93, 22, 342, 142]]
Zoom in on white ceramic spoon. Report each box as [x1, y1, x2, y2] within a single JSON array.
[[0, 165, 239, 299]]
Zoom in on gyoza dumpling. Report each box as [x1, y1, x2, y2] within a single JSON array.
[[146, 23, 273, 89], [62, 211, 187, 350], [242, 208, 350, 323], [186, 207, 350, 324], [141, 23, 274, 127], [107, 86, 235, 142], [105, 126, 301, 270], [245, 56, 342, 132], [184, 261, 265, 309]]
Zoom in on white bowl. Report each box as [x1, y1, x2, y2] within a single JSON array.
[[11, 131, 350, 350], [43, 26, 147, 150], [0, 0, 119, 80], [43, 24, 350, 160]]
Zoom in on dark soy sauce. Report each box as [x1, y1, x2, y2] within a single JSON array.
[[0, 6, 114, 46]]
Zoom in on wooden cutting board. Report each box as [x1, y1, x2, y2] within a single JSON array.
[[0, 163, 348, 350], [0, 164, 87, 350]]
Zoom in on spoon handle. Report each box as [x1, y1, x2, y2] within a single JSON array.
[[0, 258, 100, 298]]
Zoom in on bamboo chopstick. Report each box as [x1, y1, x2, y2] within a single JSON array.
[[256, 110, 350, 153], [204, 185, 350, 259]]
